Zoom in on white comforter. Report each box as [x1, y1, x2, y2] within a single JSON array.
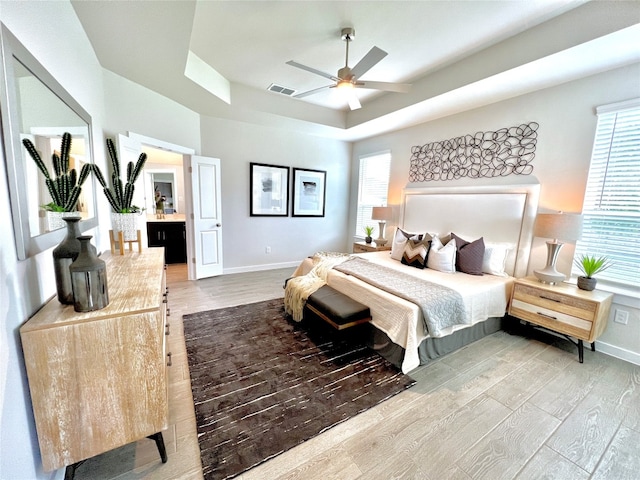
[[294, 251, 513, 373]]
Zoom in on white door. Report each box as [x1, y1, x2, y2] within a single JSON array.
[[191, 155, 223, 279]]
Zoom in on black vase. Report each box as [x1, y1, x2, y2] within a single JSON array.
[[69, 235, 109, 312], [52, 216, 83, 304]]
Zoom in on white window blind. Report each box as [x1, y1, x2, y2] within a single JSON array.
[[355, 152, 391, 238], [573, 99, 640, 289]]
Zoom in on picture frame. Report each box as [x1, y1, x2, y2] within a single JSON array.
[[250, 162, 289, 216], [292, 168, 326, 217]]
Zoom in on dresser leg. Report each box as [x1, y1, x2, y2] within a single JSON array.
[[148, 432, 168, 463], [591, 342, 596, 352], [578, 340, 584, 363]]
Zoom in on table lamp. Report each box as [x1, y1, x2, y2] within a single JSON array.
[[371, 206, 393, 246], [533, 212, 583, 284]]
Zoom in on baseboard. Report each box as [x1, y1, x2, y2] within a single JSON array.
[[595, 341, 640, 366], [223, 261, 301, 275]]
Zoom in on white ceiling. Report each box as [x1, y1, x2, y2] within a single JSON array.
[[71, 0, 640, 141]]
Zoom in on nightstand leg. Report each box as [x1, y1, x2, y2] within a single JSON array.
[[591, 342, 596, 352], [148, 432, 168, 463], [578, 340, 584, 363]]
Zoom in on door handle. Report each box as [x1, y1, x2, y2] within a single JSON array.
[[216, 223, 221, 227]]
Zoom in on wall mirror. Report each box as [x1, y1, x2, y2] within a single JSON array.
[[149, 172, 177, 214], [0, 23, 98, 260]]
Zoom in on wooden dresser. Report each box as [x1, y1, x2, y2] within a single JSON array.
[[508, 276, 613, 362], [20, 248, 170, 472]]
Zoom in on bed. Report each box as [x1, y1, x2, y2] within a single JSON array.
[[291, 181, 540, 373]]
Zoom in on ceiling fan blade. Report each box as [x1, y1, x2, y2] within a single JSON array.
[[293, 84, 333, 98], [356, 81, 411, 93], [286, 60, 340, 82], [347, 92, 361, 110], [350, 46, 387, 79]]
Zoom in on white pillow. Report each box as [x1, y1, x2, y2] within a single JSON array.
[[391, 228, 423, 261], [482, 243, 511, 277], [427, 236, 456, 273]]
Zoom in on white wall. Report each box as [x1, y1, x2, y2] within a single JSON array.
[[0, 2, 105, 479], [200, 116, 352, 272], [352, 63, 640, 364]]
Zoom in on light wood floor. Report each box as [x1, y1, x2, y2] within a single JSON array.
[[76, 264, 640, 480]]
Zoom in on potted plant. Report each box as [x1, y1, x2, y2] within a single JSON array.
[[92, 138, 147, 241], [574, 254, 612, 291], [22, 132, 92, 230], [364, 225, 374, 244]]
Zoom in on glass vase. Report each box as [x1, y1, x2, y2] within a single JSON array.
[[69, 235, 109, 312]]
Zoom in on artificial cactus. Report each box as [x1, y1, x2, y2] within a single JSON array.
[[92, 138, 147, 213], [22, 132, 90, 212]]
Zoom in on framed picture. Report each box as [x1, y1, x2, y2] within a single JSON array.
[[250, 162, 289, 216], [292, 168, 326, 217]]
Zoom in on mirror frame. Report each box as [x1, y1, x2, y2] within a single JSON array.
[[0, 23, 98, 260]]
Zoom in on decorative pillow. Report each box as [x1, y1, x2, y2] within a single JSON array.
[[426, 236, 457, 273], [391, 228, 422, 260], [451, 233, 485, 276], [482, 243, 511, 277], [401, 238, 432, 269]]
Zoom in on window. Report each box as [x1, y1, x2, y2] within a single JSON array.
[[573, 99, 640, 290], [355, 152, 391, 238]]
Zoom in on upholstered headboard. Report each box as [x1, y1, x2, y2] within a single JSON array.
[[399, 182, 540, 278]]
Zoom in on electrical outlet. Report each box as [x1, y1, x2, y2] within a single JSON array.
[[265, 246, 271, 254], [614, 309, 629, 325]]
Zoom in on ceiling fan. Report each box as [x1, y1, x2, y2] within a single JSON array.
[[286, 27, 411, 110]]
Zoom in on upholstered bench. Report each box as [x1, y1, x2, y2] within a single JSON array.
[[304, 285, 371, 330]]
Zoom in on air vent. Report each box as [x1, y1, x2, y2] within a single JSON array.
[[268, 83, 296, 96]]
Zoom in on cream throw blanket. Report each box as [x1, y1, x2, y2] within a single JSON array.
[[284, 252, 351, 321]]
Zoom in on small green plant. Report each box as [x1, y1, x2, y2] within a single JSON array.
[[22, 132, 92, 212], [574, 254, 612, 278], [363, 225, 375, 236], [92, 138, 147, 213]]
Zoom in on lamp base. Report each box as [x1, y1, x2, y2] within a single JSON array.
[[534, 240, 566, 284], [375, 220, 387, 246], [533, 267, 565, 285]]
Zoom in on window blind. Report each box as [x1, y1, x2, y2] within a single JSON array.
[[355, 152, 391, 238], [573, 99, 640, 288]]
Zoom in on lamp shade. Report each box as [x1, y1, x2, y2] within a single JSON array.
[[534, 212, 583, 242], [371, 206, 393, 221]]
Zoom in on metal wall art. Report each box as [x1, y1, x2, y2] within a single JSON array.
[[408, 122, 539, 182]]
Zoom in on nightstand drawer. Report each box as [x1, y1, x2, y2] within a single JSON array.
[[352, 241, 391, 253], [512, 283, 597, 322], [353, 243, 370, 253], [510, 298, 593, 339]]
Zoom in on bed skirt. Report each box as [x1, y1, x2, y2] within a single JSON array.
[[366, 316, 505, 371]]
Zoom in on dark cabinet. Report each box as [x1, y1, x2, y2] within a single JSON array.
[[147, 222, 187, 264]]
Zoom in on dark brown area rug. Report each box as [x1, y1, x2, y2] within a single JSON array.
[[183, 298, 415, 479]]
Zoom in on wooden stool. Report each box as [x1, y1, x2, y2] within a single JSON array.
[[109, 229, 142, 255]]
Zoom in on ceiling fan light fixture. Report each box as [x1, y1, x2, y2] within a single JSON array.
[[336, 80, 354, 90]]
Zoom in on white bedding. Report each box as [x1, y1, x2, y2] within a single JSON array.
[[295, 251, 514, 373]]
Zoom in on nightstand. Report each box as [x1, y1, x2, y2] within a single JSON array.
[[508, 276, 613, 363], [353, 241, 391, 253]]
